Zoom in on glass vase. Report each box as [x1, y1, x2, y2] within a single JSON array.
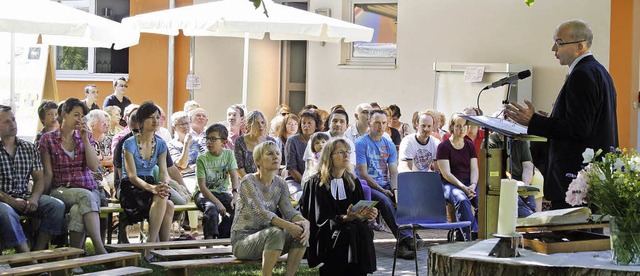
[[609, 216, 640, 265]]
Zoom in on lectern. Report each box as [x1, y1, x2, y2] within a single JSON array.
[[462, 115, 545, 239]]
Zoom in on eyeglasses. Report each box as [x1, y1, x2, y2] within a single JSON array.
[[332, 150, 351, 156], [206, 137, 224, 143], [453, 125, 468, 129], [281, 112, 290, 116], [554, 39, 586, 47], [175, 122, 189, 127], [117, 84, 128, 88]]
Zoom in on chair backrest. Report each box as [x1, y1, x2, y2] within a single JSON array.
[[396, 171, 448, 224]]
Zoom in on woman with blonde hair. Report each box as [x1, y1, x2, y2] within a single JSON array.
[[300, 138, 377, 275], [231, 141, 309, 276]]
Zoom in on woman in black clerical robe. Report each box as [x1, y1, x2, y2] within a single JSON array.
[[300, 138, 378, 275]]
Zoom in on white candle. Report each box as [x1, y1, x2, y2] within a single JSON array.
[[497, 179, 518, 236]]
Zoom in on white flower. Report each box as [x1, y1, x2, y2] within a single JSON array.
[[582, 148, 595, 163], [613, 158, 624, 172], [630, 157, 640, 172]]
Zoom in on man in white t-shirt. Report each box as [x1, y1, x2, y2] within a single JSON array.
[[399, 111, 440, 172]]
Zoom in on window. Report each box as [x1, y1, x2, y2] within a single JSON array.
[[56, 0, 130, 80], [341, 0, 397, 68]]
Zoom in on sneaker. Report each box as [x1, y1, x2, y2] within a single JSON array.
[[395, 243, 415, 260], [371, 222, 386, 232], [0, 264, 10, 271], [406, 237, 426, 251], [70, 267, 83, 274]]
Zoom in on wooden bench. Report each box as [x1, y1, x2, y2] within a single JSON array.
[[152, 256, 288, 276], [151, 246, 233, 261], [100, 203, 199, 244], [0, 251, 141, 276], [76, 266, 152, 276], [0, 247, 84, 265], [105, 238, 231, 253]]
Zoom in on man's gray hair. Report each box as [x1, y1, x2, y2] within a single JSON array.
[[559, 19, 593, 48]]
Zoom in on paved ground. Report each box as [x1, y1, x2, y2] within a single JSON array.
[[117, 221, 452, 275], [371, 228, 451, 275]]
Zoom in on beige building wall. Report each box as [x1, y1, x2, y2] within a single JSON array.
[[307, 0, 611, 122]]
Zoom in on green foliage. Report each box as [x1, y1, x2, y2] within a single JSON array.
[[58, 47, 88, 70], [525, 0, 534, 7]]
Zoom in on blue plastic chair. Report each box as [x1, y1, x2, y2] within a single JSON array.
[[392, 171, 472, 276]]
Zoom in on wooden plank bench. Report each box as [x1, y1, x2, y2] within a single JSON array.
[[151, 247, 233, 261], [0, 247, 84, 265], [77, 266, 152, 276], [0, 251, 141, 276], [105, 239, 231, 253], [152, 256, 288, 276], [100, 203, 199, 244]]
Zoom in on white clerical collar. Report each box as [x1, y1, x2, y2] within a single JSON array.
[[569, 52, 592, 73], [330, 178, 347, 200]]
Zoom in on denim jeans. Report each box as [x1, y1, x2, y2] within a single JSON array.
[[518, 195, 536, 218], [369, 188, 413, 243], [195, 192, 233, 238], [442, 182, 478, 240], [0, 195, 65, 248]]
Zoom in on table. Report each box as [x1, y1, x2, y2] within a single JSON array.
[[428, 239, 640, 276]]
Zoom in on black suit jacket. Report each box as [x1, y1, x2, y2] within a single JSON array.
[[528, 55, 618, 203]]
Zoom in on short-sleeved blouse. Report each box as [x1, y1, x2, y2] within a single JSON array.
[[38, 129, 97, 190]]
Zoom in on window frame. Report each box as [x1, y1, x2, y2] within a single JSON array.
[[340, 0, 398, 69], [55, 0, 129, 81]]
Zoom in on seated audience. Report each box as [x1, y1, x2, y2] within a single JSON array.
[[355, 109, 416, 259], [111, 104, 140, 154], [183, 100, 200, 114], [39, 98, 108, 255], [188, 108, 209, 146], [269, 104, 291, 137], [104, 105, 123, 136], [224, 104, 245, 149], [300, 138, 378, 275], [274, 114, 299, 166], [443, 107, 484, 155], [285, 110, 321, 198], [302, 132, 329, 183], [381, 107, 402, 146], [120, 101, 175, 261], [389, 104, 412, 138], [154, 105, 172, 142], [0, 105, 65, 253], [195, 124, 239, 239], [231, 141, 309, 276], [398, 111, 440, 172], [436, 113, 479, 240], [34, 100, 59, 144], [234, 110, 275, 178], [169, 111, 203, 174]]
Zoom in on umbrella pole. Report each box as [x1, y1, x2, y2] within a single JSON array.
[[242, 34, 249, 107], [167, 0, 176, 131], [10, 33, 15, 109]]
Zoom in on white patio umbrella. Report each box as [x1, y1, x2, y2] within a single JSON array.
[[1, 0, 139, 49], [122, 0, 373, 107]]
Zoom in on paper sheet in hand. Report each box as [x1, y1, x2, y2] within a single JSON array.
[[352, 200, 378, 211], [465, 115, 528, 136]]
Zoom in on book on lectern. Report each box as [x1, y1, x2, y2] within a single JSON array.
[[516, 207, 591, 227]]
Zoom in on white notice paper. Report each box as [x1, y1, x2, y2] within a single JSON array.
[[186, 74, 201, 90], [463, 66, 485, 82]]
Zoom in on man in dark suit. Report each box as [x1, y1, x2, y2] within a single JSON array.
[[505, 19, 618, 210]]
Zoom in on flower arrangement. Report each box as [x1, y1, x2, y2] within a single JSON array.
[[566, 147, 640, 265]]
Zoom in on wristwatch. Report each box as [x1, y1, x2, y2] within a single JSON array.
[[232, 188, 238, 193]]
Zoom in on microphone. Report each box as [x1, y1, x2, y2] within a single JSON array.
[[483, 70, 531, 90]]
